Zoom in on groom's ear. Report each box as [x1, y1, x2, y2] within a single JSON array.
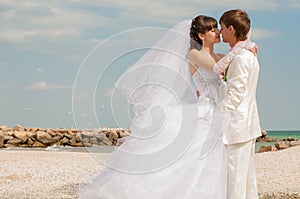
[[228, 25, 235, 32], [228, 25, 235, 35]]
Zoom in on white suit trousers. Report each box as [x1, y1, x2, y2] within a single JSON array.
[[225, 139, 258, 199]]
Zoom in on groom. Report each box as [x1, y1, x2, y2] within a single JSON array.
[[218, 9, 262, 199]]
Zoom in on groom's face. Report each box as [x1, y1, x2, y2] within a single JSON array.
[[220, 22, 231, 43]]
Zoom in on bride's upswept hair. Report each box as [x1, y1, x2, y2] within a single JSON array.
[[190, 15, 218, 50]]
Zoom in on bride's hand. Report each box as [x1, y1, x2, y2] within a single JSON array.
[[250, 45, 258, 56], [196, 90, 200, 98]]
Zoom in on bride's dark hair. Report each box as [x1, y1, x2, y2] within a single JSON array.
[[190, 15, 218, 50]]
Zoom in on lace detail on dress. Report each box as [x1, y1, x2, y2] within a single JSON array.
[[192, 68, 220, 106]]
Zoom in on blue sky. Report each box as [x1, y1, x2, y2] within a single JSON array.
[[0, 0, 299, 130]]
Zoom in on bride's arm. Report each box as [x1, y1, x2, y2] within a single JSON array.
[[216, 53, 225, 59], [216, 45, 257, 59], [214, 43, 258, 75], [215, 44, 257, 62], [189, 49, 216, 75]]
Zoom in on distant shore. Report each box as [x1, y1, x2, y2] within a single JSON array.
[[1, 145, 299, 198]]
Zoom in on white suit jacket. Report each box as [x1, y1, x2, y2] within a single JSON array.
[[217, 48, 261, 145]]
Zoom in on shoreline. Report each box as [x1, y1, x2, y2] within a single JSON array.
[[1, 125, 299, 154], [1, 146, 299, 198]]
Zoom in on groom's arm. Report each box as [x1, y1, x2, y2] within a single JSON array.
[[223, 55, 249, 112]]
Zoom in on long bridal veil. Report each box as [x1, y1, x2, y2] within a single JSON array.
[[102, 19, 205, 173]]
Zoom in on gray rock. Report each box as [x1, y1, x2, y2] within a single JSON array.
[[27, 138, 35, 146], [90, 137, 98, 145], [32, 141, 46, 147], [81, 131, 93, 138], [275, 142, 290, 150], [60, 137, 70, 145], [37, 131, 54, 144], [102, 136, 112, 146], [12, 124, 24, 132], [64, 131, 75, 139], [0, 125, 8, 131], [13, 131, 27, 143], [7, 138, 22, 146], [119, 130, 130, 138], [95, 132, 106, 141], [75, 133, 82, 142], [46, 129, 57, 137], [0, 131, 5, 147]]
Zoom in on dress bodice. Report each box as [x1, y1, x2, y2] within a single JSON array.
[[192, 67, 220, 106]]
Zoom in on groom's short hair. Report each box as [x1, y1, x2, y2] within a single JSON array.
[[219, 9, 250, 41]]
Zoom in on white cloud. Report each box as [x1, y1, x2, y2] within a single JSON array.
[[0, 0, 295, 53], [251, 28, 281, 40], [0, 0, 294, 62], [0, 0, 15, 7], [0, 28, 81, 43], [66, 0, 297, 24], [0, 1, 111, 44], [25, 81, 71, 91], [18, 4, 54, 17], [207, 0, 283, 11], [25, 81, 48, 90]]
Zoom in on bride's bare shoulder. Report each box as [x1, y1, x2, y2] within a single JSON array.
[[189, 49, 209, 61], [189, 49, 216, 73]]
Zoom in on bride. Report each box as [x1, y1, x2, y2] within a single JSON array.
[[79, 15, 255, 199]]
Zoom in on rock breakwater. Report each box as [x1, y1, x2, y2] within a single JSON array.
[[0, 125, 130, 148]]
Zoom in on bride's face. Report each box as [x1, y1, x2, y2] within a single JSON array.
[[203, 28, 220, 45]]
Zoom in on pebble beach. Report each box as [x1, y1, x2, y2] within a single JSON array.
[[1, 146, 299, 199]]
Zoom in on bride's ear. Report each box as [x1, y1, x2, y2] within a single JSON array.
[[198, 33, 204, 41]]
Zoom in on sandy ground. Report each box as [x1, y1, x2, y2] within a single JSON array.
[[0, 146, 299, 199], [255, 146, 300, 198]]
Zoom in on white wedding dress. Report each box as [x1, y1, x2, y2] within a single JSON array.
[[79, 65, 227, 198]]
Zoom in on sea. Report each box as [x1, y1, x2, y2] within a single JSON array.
[[255, 130, 300, 152]]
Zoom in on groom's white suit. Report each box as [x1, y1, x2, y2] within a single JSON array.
[[218, 47, 261, 199], [220, 48, 261, 144]]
